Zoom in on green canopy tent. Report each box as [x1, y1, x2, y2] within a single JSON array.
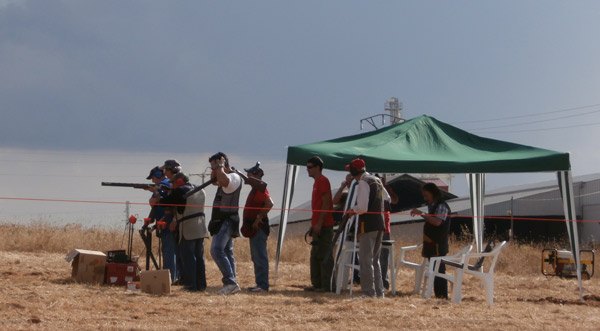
[[275, 115, 583, 300]]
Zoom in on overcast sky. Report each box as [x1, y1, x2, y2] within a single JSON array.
[[2, 1, 600, 225]]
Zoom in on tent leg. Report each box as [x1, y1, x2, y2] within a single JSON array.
[[467, 173, 485, 253], [274, 164, 298, 286], [558, 170, 584, 301]]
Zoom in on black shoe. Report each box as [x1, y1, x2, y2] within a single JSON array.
[[304, 286, 319, 292]]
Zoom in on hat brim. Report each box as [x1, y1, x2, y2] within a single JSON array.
[[146, 175, 153, 180], [344, 165, 351, 171]]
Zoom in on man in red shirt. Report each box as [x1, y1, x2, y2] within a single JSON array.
[[305, 156, 335, 292], [241, 162, 273, 292]]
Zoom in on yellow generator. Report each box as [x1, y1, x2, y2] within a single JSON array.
[[542, 249, 595, 280]]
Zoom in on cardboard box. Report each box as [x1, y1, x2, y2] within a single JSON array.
[[65, 249, 106, 284], [105, 262, 139, 286], [127, 281, 141, 291], [140, 269, 171, 295]]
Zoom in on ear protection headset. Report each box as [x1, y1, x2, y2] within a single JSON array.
[[349, 167, 363, 177], [210, 152, 230, 167], [175, 177, 185, 187], [154, 170, 164, 178]]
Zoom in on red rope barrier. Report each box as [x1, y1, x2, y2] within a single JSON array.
[[0, 196, 598, 223]]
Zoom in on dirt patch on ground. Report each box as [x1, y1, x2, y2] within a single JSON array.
[[0, 251, 599, 330], [517, 294, 600, 307]]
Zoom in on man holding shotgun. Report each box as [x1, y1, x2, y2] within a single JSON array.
[[157, 172, 208, 292], [240, 162, 273, 293], [145, 166, 175, 281], [208, 152, 243, 295]]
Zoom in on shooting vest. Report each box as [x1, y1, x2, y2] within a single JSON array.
[[176, 185, 209, 241], [422, 201, 451, 258], [358, 174, 386, 234], [211, 173, 242, 221]]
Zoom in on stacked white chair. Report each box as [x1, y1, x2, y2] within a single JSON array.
[[396, 243, 428, 295], [424, 241, 508, 307]]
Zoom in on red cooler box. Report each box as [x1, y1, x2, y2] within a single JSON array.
[[105, 262, 139, 286]]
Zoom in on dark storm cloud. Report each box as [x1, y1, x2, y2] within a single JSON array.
[[1, 0, 600, 161]]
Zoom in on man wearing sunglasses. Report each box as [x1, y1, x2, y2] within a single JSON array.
[[208, 152, 243, 295], [304, 156, 335, 293]]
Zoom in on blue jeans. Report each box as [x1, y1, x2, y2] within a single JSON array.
[[180, 237, 206, 291], [210, 219, 237, 285], [161, 231, 178, 283], [249, 228, 269, 291]]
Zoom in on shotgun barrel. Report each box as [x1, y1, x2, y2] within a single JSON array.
[[182, 177, 217, 199], [101, 182, 169, 190]]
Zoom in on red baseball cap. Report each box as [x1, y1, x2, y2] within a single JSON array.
[[345, 158, 366, 171]]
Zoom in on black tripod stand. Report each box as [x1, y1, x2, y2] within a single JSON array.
[[139, 221, 161, 271]]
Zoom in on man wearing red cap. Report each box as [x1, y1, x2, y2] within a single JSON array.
[[345, 158, 390, 298]]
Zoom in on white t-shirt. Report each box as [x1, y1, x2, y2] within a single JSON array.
[[222, 172, 242, 194]]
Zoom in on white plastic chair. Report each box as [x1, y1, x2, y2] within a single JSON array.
[[335, 241, 360, 294], [448, 241, 507, 306], [396, 243, 427, 295], [423, 245, 473, 299], [334, 215, 360, 295]]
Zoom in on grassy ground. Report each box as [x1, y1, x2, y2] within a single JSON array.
[[0, 223, 599, 330]]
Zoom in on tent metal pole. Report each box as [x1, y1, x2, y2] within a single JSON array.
[[274, 164, 293, 285], [467, 173, 485, 253], [558, 170, 584, 301]]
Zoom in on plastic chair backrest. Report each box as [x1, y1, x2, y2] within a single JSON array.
[[470, 241, 495, 270]]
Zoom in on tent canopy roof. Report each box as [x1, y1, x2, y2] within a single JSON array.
[[287, 115, 570, 173]]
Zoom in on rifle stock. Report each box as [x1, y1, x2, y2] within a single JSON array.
[[233, 168, 268, 192], [336, 213, 352, 235]]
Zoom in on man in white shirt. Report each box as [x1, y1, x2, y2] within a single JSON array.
[[208, 152, 243, 295], [345, 158, 390, 298]]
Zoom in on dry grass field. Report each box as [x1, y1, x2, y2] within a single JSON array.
[[1, 222, 599, 330]]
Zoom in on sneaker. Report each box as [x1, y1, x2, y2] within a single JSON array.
[[247, 286, 259, 291], [230, 284, 241, 294], [218, 284, 241, 295], [249, 287, 267, 293], [377, 294, 385, 299]]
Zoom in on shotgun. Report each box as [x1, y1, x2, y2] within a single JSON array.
[[232, 167, 268, 192], [182, 177, 217, 199], [101, 182, 170, 190]]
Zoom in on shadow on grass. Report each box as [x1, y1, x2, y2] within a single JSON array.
[[517, 295, 600, 307]]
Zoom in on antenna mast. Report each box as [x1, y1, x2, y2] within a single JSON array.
[[360, 97, 404, 130]]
